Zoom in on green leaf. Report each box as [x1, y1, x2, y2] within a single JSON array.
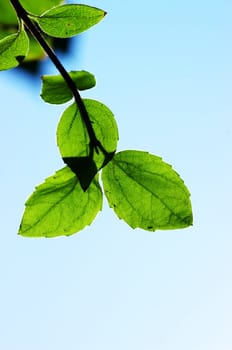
[[21, 0, 64, 15], [41, 70, 96, 104], [23, 36, 45, 61], [102, 150, 193, 231], [0, 30, 29, 70], [57, 99, 118, 189], [0, 1, 63, 26], [0, 1, 18, 25], [0, 1, 67, 66], [57, 100, 118, 162], [32, 4, 106, 38], [19, 167, 102, 238]]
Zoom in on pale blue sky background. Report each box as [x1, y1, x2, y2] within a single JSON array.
[[0, 1, 231, 349]]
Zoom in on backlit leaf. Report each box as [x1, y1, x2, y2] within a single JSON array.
[[0, 1, 18, 25], [19, 167, 102, 238], [102, 150, 193, 231], [0, 30, 29, 70], [32, 4, 106, 38], [57, 99, 118, 189], [21, 0, 64, 15], [41, 70, 96, 104], [0, 0, 63, 25]]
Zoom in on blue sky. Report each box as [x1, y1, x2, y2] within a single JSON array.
[[0, 1, 231, 349]]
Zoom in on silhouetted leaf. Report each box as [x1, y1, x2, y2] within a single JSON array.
[[63, 156, 98, 191]]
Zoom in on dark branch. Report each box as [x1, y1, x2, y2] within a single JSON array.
[[10, 0, 101, 154]]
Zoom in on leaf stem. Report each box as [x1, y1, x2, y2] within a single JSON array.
[[10, 0, 101, 154]]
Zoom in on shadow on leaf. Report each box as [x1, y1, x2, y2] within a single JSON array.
[[63, 156, 98, 191]]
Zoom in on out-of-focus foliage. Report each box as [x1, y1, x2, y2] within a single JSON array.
[[0, 0, 71, 72], [0, 0, 63, 24], [0, 29, 29, 70]]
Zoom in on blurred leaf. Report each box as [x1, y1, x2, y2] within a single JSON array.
[[20, 0, 64, 15], [19, 166, 102, 238], [32, 4, 106, 38], [0, 28, 17, 40], [24, 36, 45, 61], [0, 0, 63, 25], [0, 29, 29, 70], [41, 70, 96, 104], [0, 0, 69, 71], [102, 150, 193, 231], [0, 1, 17, 25]]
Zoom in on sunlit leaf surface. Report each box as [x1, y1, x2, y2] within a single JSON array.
[[33, 4, 106, 38], [57, 99, 118, 189], [102, 150, 193, 231], [41, 70, 96, 104], [0, 30, 29, 70], [19, 167, 102, 238]]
